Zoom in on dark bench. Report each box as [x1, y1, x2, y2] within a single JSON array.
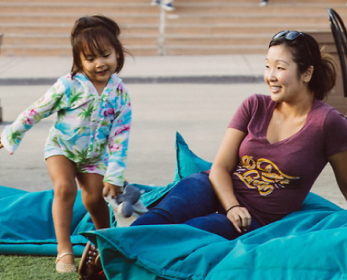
[[308, 31, 347, 116], [307, 8, 347, 117]]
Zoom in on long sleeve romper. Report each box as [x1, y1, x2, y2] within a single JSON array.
[[1, 73, 132, 186]]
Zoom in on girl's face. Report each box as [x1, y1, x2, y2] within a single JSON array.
[[264, 45, 311, 104], [80, 44, 118, 93]]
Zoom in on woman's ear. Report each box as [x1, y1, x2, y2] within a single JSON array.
[[303, 66, 314, 83]]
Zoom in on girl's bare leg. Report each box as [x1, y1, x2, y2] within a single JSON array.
[[47, 155, 77, 266], [77, 173, 110, 229]]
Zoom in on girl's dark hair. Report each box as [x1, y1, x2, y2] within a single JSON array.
[[70, 15, 128, 77], [269, 32, 337, 101]]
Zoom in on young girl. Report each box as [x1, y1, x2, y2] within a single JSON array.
[[0, 15, 131, 273]]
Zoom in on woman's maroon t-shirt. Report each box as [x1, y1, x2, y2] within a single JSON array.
[[228, 94, 347, 226]]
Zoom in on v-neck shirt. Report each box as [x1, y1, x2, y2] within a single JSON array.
[[228, 94, 347, 225]]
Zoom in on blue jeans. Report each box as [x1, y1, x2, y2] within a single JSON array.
[[131, 172, 260, 240]]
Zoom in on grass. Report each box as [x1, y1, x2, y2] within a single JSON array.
[[0, 255, 81, 280]]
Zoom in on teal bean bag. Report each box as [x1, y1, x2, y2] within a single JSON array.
[[81, 132, 347, 280], [1, 131, 347, 280], [0, 186, 93, 256], [0, 132, 206, 257]]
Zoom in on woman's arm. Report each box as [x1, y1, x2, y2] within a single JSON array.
[[328, 149, 347, 200], [209, 128, 250, 233]]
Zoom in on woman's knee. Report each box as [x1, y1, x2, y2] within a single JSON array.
[[172, 172, 214, 197], [152, 172, 219, 223]]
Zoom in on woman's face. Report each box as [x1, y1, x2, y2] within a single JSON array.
[[264, 44, 310, 104]]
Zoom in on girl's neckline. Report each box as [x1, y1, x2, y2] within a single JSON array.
[[80, 72, 110, 96]]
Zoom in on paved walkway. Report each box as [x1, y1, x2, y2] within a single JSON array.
[[0, 55, 265, 84], [0, 55, 346, 209]]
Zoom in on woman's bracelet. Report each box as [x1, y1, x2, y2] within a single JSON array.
[[225, 204, 241, 213]]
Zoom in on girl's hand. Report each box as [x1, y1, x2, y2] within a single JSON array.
[[226, 206, 252, 233], [103, 182, 123, 198], [0, 136, 13, 154]]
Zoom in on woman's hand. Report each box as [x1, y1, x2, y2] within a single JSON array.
[[103, 182, 123, 198], [226, 205, 252, 233]]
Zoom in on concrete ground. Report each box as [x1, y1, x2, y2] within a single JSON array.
[[0, 55, 346, 209]]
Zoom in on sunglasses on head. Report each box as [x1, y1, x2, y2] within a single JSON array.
[[272, 30, 314, 65], [272, 30, 304, 41]]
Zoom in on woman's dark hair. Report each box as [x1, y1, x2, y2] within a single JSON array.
[[70, 15, 128, 77], [269, 31, 337, 101]]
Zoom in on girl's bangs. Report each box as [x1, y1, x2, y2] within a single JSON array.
[[78, 28, 112, 56]]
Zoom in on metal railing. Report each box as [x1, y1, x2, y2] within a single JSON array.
[[158, 5, 166, 55], [327, 8, 347, 97], [155, 1, 170, 55]]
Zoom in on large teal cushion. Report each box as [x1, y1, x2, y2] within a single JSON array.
[[82, 132, 347, 280], [0, 132, 203, 256], [174, 132, 212, 181]]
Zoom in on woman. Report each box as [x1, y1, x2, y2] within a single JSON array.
[[79, 30, 347, 279]]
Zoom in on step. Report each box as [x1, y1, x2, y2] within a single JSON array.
[[177, 0, 345, 3], [0, 13, 160, 25], [164, 45, 268, 55], [0, 0, 345, 57], [0, 14, 335, 34], [165, 34, 270, 46], [2, 35, 158, 48], [0, 0, 151, 2], [0, 3, 160, 14], [0, 45, 160, 56], [0, 2, 344, 15], [0, 12, 336, 26], [164, 24, 330, 35], [0, 24, 159, 35], [0, 21, 331, 37], [0, 0, 344, 3], [165, 13, 347, 25]]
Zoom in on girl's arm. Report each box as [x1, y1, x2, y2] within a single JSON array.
[[0, 135, 3, 150], [103, 89, 132, 191], [328, 149, 347, 201], [0, 80, 67, 154], [209, 128, 249, 233]]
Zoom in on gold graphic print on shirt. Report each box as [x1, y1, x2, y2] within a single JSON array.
[[234, 156, 299, 196]]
